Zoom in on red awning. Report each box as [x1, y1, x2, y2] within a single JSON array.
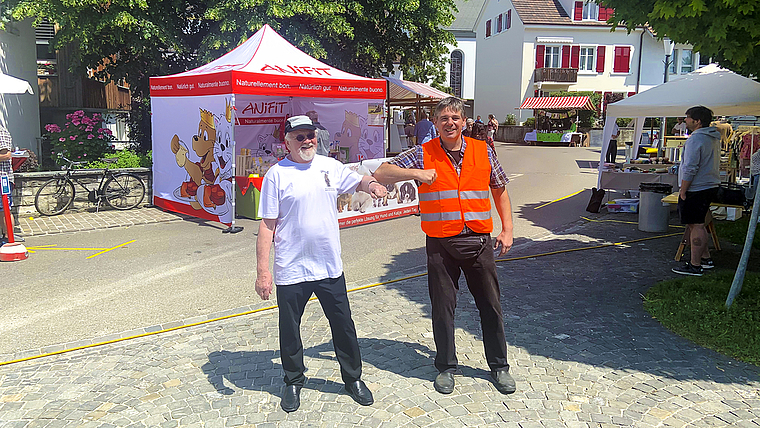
[[519, 96, 595, 110]]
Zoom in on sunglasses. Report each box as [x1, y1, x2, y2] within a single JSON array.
[[295, 132, 316, 142]]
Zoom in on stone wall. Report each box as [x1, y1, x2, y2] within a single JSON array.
[[496, 126, 532, 143], [9, 168, 151, 216]]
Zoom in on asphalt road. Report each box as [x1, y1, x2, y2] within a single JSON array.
[[3, 142, 603, 355]]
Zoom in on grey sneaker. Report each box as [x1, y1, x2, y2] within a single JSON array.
[[672, 262, 703, 276], [491, 370, 516, 394], [701, 258, 714, 269]]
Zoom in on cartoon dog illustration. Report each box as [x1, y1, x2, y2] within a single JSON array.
[[399, 182, 417, 204], [374, 182, 399, 207], [350, 191, 373, 213]]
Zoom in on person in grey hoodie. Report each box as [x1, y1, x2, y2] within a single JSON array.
[[673, 106, 721, 276]]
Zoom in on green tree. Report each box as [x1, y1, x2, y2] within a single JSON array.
[[10, 0, 456, 97], [601, 0, 760, 77]]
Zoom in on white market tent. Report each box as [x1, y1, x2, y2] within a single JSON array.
[[0, 72, 34, 95], [150, 24, 386, 227], [599, 64, 760, 186]]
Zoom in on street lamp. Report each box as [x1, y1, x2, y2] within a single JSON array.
[[663, 38, 675, 83], [659, 38, 675, 156]]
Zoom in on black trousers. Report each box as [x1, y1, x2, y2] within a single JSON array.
[[606, 139, 618, 163], [426, 234, 509, 374], [276, 274, 362, 386]]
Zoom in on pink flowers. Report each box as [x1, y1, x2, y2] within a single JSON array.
[[45, 124, 62, 133], [87, 134, 94, 139]]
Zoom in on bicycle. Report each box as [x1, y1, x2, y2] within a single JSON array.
[[35, 154, 146, 216]]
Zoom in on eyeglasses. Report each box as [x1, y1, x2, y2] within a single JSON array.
[[295, 132, 316, 142]]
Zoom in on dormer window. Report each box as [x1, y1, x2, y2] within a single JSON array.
[[582, 1, 599, 20]]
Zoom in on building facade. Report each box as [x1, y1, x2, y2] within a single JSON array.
[[473, 0, 705, 124]]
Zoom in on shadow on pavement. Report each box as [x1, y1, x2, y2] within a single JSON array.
[[372, 196, 760, 386]]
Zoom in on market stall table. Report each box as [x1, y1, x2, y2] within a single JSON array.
[[600, 170, 679, 193]]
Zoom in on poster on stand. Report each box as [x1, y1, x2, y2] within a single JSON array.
[[152, 95, 236, 225], [337, 158, 419, 228], [292, 98, 385, 162]]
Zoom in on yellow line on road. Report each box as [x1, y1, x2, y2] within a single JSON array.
[[86, 240, 136, 259], [534, 190, 584, 209], [26, 247, 112, 251]]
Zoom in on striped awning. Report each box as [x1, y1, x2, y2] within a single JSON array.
[[383, 76, 452, 100], [519, 96, 595, 111]]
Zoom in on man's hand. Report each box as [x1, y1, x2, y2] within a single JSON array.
[[255, 271, 273, 300], [416, 169, 437, 185], [493, 230, 513, 257], [368, 181, 387, 199]]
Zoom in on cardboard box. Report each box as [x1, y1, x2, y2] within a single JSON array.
[[726, 206, 743, 221], [607, 198, 639, 213]]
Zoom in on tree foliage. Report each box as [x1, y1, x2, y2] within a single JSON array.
[[10, 0, 457, 98], [601, 0, 760, 77]]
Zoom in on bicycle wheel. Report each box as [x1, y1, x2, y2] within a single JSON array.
[[35, 178, 75, 216], [103, 173, 146, 210]]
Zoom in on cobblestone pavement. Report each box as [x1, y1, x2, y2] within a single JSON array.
[[15, 207, 190, 237], [1, 216, 759, 427]]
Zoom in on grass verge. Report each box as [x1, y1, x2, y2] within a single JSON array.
[[714, 215, 760, 250], [644, 271, 760, 366]]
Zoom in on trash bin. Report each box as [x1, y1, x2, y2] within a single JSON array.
[[638, 183, 672, 232]]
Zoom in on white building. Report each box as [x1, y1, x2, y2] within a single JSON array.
[[473, 0, 705, 123], [444, 0, 485, 101], [0, 19, 41, 152]]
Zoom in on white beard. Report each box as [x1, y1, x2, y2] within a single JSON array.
[[298, 147, 316, 162]]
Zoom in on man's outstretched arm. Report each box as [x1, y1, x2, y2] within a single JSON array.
[[373, 162, 437, 185], [255, 218, 277, 300]]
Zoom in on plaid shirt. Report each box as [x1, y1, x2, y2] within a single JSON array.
[[388, 137, 509, 188], [0, 126, 13, 184]]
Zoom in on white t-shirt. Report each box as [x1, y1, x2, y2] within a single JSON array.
[[258, 155, 362, 285], [673, 122, 688, 136]]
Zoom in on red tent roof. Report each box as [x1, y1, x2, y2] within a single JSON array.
[[150, 25, 385, 99], [519, 96, 595, 110]]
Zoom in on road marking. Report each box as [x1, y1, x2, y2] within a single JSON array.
[[534, 189, 585, 209], [86, 240, 136, 259], [24, 241, 136, 258]]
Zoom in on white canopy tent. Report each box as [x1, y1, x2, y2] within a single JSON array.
[[599, 64, 760, 187], [0, 73, 34, 95]]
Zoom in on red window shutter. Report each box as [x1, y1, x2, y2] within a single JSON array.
[[570, 46, 580, 69], [627, 92, 636, 97], [536, 45, 545, 69], [574, 1, 583, 21], [598, 7, 605, 21], [561, 45, 571, 68], [614, 46, 630, 73], [486, 20, 492, 38], [507, 9, 511, 29], [596, 46, 606, 72]]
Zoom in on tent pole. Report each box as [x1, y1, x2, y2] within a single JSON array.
[[224, 94, 243, 234], [386, 80, 391, 154]]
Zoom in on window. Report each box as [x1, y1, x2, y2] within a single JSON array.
[[699, 53, 710, 66], [497, 14, 503, 33], [680, 50, 693, 73], [579, 47, 595, 71], [506, 10, 511, 30], [450, 51, 463, 98], [485, 19, 492, 38], [668, 49, 678, 74], [583, 1, 599, 20], [613, 46, 631, 73], [544, 46, 560, 68]]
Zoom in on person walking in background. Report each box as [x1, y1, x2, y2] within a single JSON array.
[[487, 114, 499, 150], [414, 111, 437, 145], [605, 120, 620, 163], [255, 115, 387, 412], [305, 110, 331, 156], [672, 106, 721, 276], [463, 118, 474, 138], [374, 97, 517, 396], [672, 117, 688, 136]]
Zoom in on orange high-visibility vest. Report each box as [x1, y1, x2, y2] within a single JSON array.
[[419, 137, 493, 238]]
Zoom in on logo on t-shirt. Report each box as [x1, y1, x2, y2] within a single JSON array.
[[322, 170, 335, 192]]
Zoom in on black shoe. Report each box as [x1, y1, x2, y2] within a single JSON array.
[[433, 372, 455, 394], [345, 380, 373, 406], [14, 236, 24, 243], [281, 385, 302, 412], [672, 262, 704, 276], [491, 370, 517, 394], [701, 258, 714, 269]]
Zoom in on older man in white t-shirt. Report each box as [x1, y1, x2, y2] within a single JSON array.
[[255, 115, 386, 412]]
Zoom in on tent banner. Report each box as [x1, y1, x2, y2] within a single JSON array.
[[337, 158, 419, 227], [151, 95, 236, 225]]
